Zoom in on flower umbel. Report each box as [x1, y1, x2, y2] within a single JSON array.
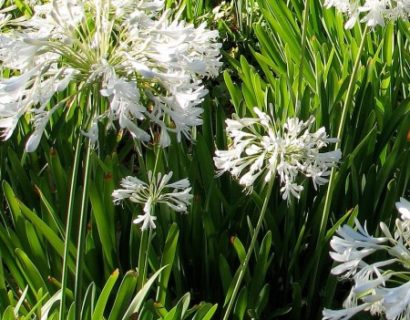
[[112, 171, 193, 231], [214, 107, 341, 203], [0, 0, 222, 151], [323, 197, 410, 320]]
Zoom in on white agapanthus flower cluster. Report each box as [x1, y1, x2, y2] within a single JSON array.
[[323, 197, 410, 320], [0, 0, 222, 151], [213, 107, 341, 203], [324, 0, 410, 29], [112, 171, 193, 231]]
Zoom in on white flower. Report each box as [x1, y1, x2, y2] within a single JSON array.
[[112, 171, 193, 230], [214, 107, 341, 203], [328, 219, 388, 277], [376, 281, 410, 320], [25, 105, 60, 152], [101, 73, 150, 142], [359, 0, 389, 26], [325, 197, 410, 320], [323, 303, 372, 320], [396, 197, 410, 220], [81, 118, 99, 146], [146, 82, 208, 147], [0, 0, 221, 151], [112, 0, 164, 16], [324, 0, 352, 12], [324, 0, 410, 28], [133, 212, 157, 231]]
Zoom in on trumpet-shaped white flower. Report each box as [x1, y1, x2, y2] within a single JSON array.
[[376, 281, 410, 320], [26, 104, 61, 152], [396, 197, 410, 220], [324, 197, 410, 320], [112, 171, 193, 230], [133, 212, 157, 231], [0, 0, 221, 151], [214, 107, 341, 203], [324, 0, 410, 28], [323, 303, 372, 320]]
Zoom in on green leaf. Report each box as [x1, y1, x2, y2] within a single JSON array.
[[218, 255, 232, 294], [233, 287, 247, 320], [232, 236, 246, 264], [15, 249, 48, 297], [17, 198, 76, 273], [108, 271, 138, 320], [223, 71, 242, 113], [198, 304, 218, 320], [92, 269, 119, 320], [121, 266, 166, 320], [162, 293, 190, 320], [156, 223, 179, 305], [89, 182, 115, 271]]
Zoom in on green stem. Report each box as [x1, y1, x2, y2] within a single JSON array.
[[295, 0, 311, 115], [222, 178, 275, 320], [59, 137, 82, 320], [137, 227, 151, 290], [74, 139, 93, 320], [152, 143, 161, 176], [318, 25, 368, 245], [309, 25, 368, 306]]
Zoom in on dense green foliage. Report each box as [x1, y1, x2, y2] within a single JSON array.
[[0, 0, 409, 319]]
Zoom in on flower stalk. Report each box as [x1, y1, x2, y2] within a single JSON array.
[[318, 24, 368, 247], [310, 24, 369, 306], [137, 222, 152, 290], [222, 177, 275, 320], [295, 0, 311, 115], [74, 138, 93, 319], [59, 136, 82, 320], [113, 144, 193, 288]]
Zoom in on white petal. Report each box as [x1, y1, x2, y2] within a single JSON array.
[[396, 198, 410, 220]]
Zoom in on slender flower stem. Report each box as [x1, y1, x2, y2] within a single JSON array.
[[318, 25, 368, 245], [295, 0, 311, 115], [74, 138, 93, 320], [309, 25, 369, 306], [137, 226, 151, 289], [59, 137, 82, 320], [222, 178, 275, 320], [152, 143, 161, 176]]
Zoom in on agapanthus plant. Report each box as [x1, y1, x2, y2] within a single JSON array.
[[112, 170, 192, 291], [112, 171, 192, 230], [0, 0, 222, 151], [323, 197, 410, 320], [215, 107, 341, 320], [324, 0, 410, 28], [214, 107, 341, 203]]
